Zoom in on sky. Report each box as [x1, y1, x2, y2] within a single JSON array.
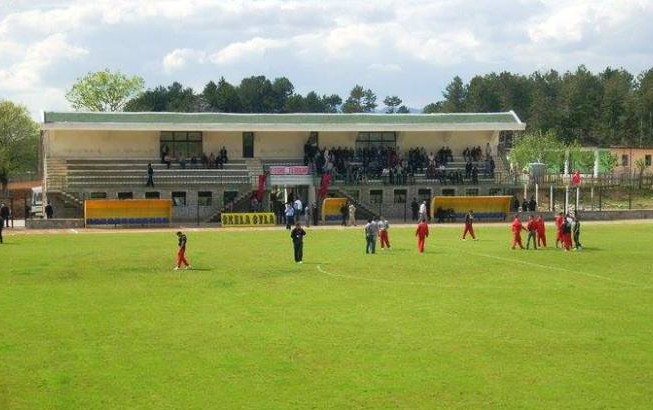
[[1, 0, 652, 120]]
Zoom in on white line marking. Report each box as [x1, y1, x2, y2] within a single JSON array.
[[315, 264, 643, 290], [69, 229, 79, 234], [440, 245, 644, 287]]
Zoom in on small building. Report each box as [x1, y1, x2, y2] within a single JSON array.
[[40, 111, 525, 221]]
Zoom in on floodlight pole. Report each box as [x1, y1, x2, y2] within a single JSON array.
[[549, 185, 553, 212]]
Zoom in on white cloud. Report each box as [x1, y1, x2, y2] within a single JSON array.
[[0, 33, 87, 91], [1, 0, 652, 119], [368, 63, 402, 73], [162, 48, 207, 73], [210, 37, 287, 65]]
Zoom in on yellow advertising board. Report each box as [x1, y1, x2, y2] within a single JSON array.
[[431, 196, 511, 220], [321, 197, 347, 222], [84, 199, 172, 226], [221, 212, 276, 227]]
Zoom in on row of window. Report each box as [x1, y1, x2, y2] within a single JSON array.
[[621, 154, 652, 167], [353, 188, 482, 205], [159, 131, 399, 160], [88, 191, 240, 206]]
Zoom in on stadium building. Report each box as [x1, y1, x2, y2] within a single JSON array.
[[39, 111, 525, 223]]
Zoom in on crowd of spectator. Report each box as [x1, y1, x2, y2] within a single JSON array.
[[160, 144, 228, 169], [304, 140, 495, 185]]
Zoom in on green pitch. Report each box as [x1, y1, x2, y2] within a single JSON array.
[[1, 222, 652, 409]]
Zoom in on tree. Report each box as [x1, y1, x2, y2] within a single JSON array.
[[0, 101, 39, 192], [634, 157, 650, 189], [66, 69, 145, 111], [271, 77, 294, 113], [441, 76, 467, 112], [397, 105, 410, 114], [238, 75, 274, 113], [383, 96, 402, 113], [422, 101, 444, 113], [214, 77, 242, 112], [508, 129, 567, 173], [342, 85, 377, 113]]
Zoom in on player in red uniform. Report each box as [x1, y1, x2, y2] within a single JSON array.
[[174, 231, 191, 270], [460, 209, 476, 240], [554, 211, 564, 248], [535, 214, 547, 247], [415, 218, 429, 253], [511, 214, 526, 250]]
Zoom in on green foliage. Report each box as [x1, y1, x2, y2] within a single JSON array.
[[0, 100, 39, 190], [66, 69, 145, 112], [383, 95, 402, 113], [508, 129, 566, 171], [342, 85, 377, 113], [425, 65, 653, 147], [598, 151, 618, 174], [2, 225, 653, 408]]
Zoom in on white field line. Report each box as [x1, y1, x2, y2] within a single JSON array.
[[315, 264, 642, 290], [439, 245, 645, 288]]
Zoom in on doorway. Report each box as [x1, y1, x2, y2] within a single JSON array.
[[243, 132, 254, 158]]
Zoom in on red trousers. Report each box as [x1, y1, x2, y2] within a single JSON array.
[[562, 233, 572, 250], [177, 247, 189, 267], [379, 230, 390, 248], [511, 233, 524, 249], [537, 230, 547, 247], [417, 236, 427, 253], [462, 223, 475, 239]]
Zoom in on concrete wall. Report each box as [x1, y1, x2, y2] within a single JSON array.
[[49, 130, 159, 158], [204, 131, 242, 158]]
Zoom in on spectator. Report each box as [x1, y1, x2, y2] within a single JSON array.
[[45, 201, 54, 219]]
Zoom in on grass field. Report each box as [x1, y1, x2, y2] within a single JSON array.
[[1, 222, 653, 409]]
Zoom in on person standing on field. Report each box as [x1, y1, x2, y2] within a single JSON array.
[[415, 218, 429, 253], [536, 214, 547, 247], [418, 201, 427, 221], [0, 217, 3, 244], [290, 222, 307, 263], [554, 211, 564, 248], [511, 214, 526, 250], [526, 214, 538, 250], [174, 231, 190, 270], [460, 209, 476, 240], [348, 202, 357, 227], [410, 198, 419, 221], [572, 211, 582, 250], [377, 216, 391, 250], [364, 218, 378, 254]]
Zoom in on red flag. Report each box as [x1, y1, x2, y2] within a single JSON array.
[[571, 170, 581, 186], [318, 174, 331, 198], [256, 173, 267, 201]]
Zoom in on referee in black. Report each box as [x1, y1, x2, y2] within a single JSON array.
[[290, 222, 306, 263]]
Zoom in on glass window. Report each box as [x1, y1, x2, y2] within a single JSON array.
[[394, 189, 407, 204], [90, 192, 107, 199], [465, 188, 479, 196], [369, 189, 383, 204], [145, 192, 160, 199], [172, 192, 186, 206], [198, 191, 213, 206], [441, 189, 455, 196], [160, 131, 203, 160], [118, 192, 133, 200], [621, 154, 629, 167], [355, 131, 396, 151], [645, 155, 652, 166]]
